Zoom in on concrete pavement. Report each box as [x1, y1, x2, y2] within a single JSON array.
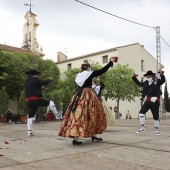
[[0, 119, 170, 170]]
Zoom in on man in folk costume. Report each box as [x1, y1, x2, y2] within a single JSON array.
[[58, 58, 116, 145], [24, 70, 59, 136], [132, 70, 165, 135]]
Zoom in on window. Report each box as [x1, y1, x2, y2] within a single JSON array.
[[141, 60, 144, 71], [67, 63, 72, 70], [102, 55, 108, 64]]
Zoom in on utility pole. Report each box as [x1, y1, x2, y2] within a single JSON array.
[[156, 26, 161, 73], [156, 26, 163, 119]]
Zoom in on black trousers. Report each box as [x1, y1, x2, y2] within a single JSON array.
[[27, 99, 50, 118], [139, 101, 160, 120], [6, 115, 12, 122]]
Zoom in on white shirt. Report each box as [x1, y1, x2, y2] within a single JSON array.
[[93, 86, 101, 95], [75, 71, 93, 87]]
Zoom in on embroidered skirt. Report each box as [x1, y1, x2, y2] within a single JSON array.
[[58, 88, 106, 138]]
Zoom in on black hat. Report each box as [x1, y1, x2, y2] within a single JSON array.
[[25, 69, 40, 75], [143, 70, 155, 77]]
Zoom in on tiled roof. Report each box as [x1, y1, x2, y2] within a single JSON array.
[[0, 44, 34, 54]]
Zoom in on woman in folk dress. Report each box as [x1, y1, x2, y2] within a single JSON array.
[[58, 58, 115, 145]]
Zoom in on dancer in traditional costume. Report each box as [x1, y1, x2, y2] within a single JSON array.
[[92, 80, 114, 126], [24, 70, 59, 137], [92, 80, 105, 101], [58, 58, 116, 145], [102, 96, 115, 125], [132, 70, 165, 135]]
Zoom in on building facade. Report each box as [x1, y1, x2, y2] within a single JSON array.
[[56, 43, 160, 119]]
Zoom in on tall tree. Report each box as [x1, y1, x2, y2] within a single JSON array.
[[0, 50, 60, 115], [104, 64, 141, 119], [164, 82, 170, 112], [0, 87, 9, 116]]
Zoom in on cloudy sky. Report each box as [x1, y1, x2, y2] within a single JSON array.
[[0, 0, 170, 88]]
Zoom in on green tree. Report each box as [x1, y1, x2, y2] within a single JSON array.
[[19, 91, 28, 115], [0, 87, 9, 116], [164, 82, 170, 112], [0, 50, 37, 100], [57, 68, 81, 113], [64, 68, 81, 92], [49, 87, 72, 114], [0, 50, 60, 116], [105, 64, 141, 119]]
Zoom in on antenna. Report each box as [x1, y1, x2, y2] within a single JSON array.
[[65, 48, 68, 55], [24, 0, 34, 12]]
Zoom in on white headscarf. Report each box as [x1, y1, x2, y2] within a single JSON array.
[[75, 71, 93, 87]]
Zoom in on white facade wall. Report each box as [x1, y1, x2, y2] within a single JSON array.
[[56, 43, 158, 119]]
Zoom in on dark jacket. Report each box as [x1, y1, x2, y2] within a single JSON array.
[[132, 74, 165, 98], [24, 77, 52, 98]]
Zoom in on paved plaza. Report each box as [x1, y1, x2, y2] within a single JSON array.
[[0, 118, 170, 170]]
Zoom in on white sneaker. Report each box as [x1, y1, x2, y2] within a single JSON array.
[[27, 132, 34, 137], [155, 130, 160, 136], [55, 115, 60, 120], [136, 127, 145, 133]]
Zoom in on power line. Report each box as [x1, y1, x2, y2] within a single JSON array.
[[160, 35, 170, 48], [74, 0, 154, 29], [74, 0, 170, 48]]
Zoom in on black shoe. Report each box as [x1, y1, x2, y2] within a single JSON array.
[[91, 136, 103, 141], [72, 140, 82, 145]]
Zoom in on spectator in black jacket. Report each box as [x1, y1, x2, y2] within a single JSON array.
[[6, 110, 13, 124], [24, 69, 59, 137], [132, 70, 165, 135]]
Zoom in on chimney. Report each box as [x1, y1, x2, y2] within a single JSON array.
[[57, 52, 68, 62]]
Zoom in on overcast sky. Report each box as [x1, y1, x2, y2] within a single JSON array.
[[0, 0, 170, 89]]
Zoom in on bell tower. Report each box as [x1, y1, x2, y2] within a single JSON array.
[[22, 1, 44, 57]]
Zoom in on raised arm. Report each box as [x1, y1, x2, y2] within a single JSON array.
[[90, 61, 113, 78], [36, 77, 52, 85], [157, 71, 165, 85], [132, 73, 144, 87]]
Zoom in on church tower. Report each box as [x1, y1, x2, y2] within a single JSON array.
[[22, 7, 44, 57]]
